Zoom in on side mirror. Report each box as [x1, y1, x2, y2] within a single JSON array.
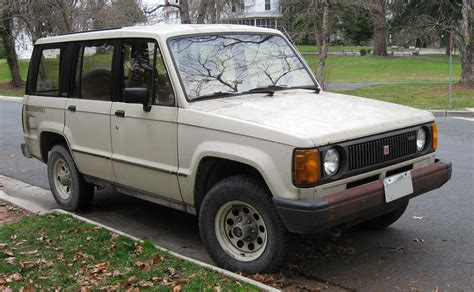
[[123, 87, 151, 111]]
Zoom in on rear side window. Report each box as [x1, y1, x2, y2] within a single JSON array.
[[73, 42, 115, 101], [34, 48, 62, 95]]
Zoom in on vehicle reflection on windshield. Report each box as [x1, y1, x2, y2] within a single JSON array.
[[169, 34, 315, 100]]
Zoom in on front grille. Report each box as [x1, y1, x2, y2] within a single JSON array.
[[348, 131, 417, 170]]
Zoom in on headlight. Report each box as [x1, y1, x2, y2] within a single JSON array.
[[416, 128, 427, 151], [324, 148, 340, 176]]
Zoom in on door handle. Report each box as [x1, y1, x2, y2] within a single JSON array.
[[115, 110, 125, 117], [67, 105, 76, 112]]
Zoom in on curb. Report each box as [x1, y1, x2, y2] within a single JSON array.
[[0, 95, 22, 103], [430, 110, 474, 118], [49, 209, 279, 291], [0, 179, 279, 291]]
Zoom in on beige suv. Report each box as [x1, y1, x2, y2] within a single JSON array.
[[21, 25, 451, 273]]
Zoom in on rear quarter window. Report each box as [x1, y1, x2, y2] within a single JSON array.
[[33, 48, 62, 95]]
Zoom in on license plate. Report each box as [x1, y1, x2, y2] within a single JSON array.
[[383, 171, 413, 203]]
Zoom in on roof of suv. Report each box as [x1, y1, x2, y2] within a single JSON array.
[[35, 24, 282, 45]]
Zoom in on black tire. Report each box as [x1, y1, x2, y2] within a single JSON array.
[[198, 175, 288, 274], [47, 144, 94, 211], [361, 201, 409, 230]]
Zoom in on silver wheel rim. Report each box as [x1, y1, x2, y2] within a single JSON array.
[[214, 200, 268, 262], [53, 158, 72, 200]]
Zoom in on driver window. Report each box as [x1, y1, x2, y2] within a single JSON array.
[[122, 40, 175, 106]]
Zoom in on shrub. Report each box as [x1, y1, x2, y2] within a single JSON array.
[[360, 48, 367, 56]]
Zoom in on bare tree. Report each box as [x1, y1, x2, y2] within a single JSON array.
[[180, 0, 191, 23], [460, 0, 472, 85], [392, 0, 473, 86], [316, 0, 332, 85], [0, 9, 23, 87]]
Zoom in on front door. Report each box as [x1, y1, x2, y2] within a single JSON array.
[[64, 41, 116, 182], [111, 39, 181, 202]]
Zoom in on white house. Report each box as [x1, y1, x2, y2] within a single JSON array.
[[222, 0, 282, 29]]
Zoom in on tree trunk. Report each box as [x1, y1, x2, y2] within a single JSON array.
[[314, 21, 322, 55], [196, 0, 208, 24], [180, 0, 191, 24], [1, 11, 23, 87], [445, 32, 451, 55], [316, 0, 331, 87], [209, 0, 217, 23], [215, 0, 223, 23], [460, 0, 473, 86], [372, 0, 387, 56]]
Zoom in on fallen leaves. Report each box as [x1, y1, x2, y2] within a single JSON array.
[[133, 244, 143, 256], [248, 273, 290, 288]]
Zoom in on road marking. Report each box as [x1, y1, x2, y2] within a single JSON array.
[[452, 117, 474, 122]]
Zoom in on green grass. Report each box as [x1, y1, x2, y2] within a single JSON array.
[[333, 83, 474, 110], [300, 54, 462, 83], [0, 214, 256, 290], [297, 45, 372, 53], [0, 59, 29, 81]]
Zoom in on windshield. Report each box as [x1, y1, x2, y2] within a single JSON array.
[[168, 34, 316, 101]]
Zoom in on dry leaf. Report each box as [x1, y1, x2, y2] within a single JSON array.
[[19, 261, 35, 269], [121, 275, 137, 287], [12, 273, 23, 281], [138, 280, 154, 287], [135, 261, 149, 272], [150, 254, 164, 265], [134, 244, 143, 256], [172, 285, 182, 292], [5, 257, 15, 265], [4, 251, 14, 257]]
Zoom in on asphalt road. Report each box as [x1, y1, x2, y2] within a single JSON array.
[[1, 100, 473, 291]]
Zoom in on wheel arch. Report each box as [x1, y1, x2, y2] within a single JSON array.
[[39, 130, 69, 163], [193, 156, 271, 214]]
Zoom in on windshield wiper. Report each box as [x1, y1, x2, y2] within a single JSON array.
[[193, 91, 240, 101], [244, 85, 290, 96], [288, 85, 321, 93], [245, 84, 321, 96]]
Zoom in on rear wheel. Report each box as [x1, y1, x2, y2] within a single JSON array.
[[199, 175, 288, 274], [48, 144, 94, 211], [361, 201, 409, 230]]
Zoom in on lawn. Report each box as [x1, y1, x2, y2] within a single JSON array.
[[300, 54, 462, 83], [297, 44, 372, 53], [333, 83, 474, 110], [0, 213, 256, 290]]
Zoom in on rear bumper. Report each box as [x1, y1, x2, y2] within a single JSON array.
[[274, 159, 452, 234]]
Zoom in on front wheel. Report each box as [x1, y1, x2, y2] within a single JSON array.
[[47, 144, 94, 211], [199, 175, 288, 274]]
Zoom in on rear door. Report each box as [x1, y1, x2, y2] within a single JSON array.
[[64, 40, 117, 182], [110, 39, 181, 202], [23, 44, 70, 160]]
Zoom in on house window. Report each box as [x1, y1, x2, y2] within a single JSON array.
[[232, 3, 236, 12], [240, 0, 245, 11], [265, 0, 270, 10]]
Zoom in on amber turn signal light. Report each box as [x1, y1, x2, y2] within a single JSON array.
[[432, 122, 438, 151], [294, 149, 321, 186]]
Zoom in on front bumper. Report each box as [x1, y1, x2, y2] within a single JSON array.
[[274, 160, 452, 234]]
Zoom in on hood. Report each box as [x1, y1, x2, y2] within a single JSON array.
[[188, 90, 434, 146]]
